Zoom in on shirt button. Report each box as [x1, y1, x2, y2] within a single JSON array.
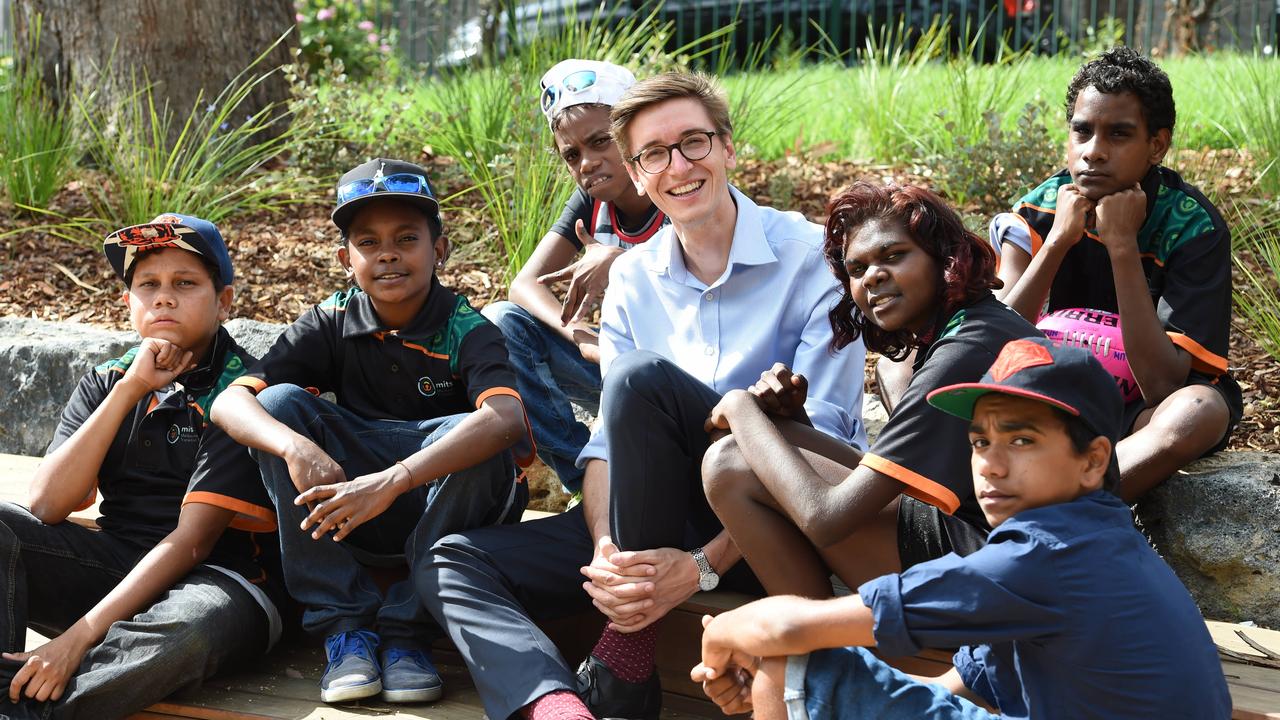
[[391, 364, 399, 372], [704, 292, 714, 301], [143, 439, 152, 447], [704, 345, 715, 356]]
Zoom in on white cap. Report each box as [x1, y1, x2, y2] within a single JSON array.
[[539, 59, 636, 127]]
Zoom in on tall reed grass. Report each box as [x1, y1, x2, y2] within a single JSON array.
[[79, 38, 315, 227], [0, 19, 79, 214], [1231, 203, 1280, 362]]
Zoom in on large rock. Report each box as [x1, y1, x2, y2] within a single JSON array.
[[1138, 452, 1280, 628], [0, 317, 287, 456]]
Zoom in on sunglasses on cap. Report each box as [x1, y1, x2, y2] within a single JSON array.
[[540, 70, 599, 115], [337, 172, 436, 205]]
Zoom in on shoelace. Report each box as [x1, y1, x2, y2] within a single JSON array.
[[325, 630, 378, 664], [383, 648, 432, 670]]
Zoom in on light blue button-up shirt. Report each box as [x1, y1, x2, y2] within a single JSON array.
[[577, 185, 867, 467]]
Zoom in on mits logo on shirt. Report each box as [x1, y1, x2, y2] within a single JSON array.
[[167, 424, 198, 445], [417, 376, 456, 397]]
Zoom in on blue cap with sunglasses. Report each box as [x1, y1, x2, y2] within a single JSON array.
[[539, 59, 636, 127], [332, 158, 443, 237]]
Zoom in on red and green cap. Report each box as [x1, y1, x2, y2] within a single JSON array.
[[103, 213, 234, 286], [926, 336, 1124, 444]]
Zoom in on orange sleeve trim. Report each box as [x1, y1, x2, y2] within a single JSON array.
[[229, 376, 268, 394], [183, 491, 277, 533], [1007, 212, 1043, 258], [74, 486, 99, 512], [860, 453, 961, 515], [475, 387, 539, 468], [1167, 332, 1227, 375], [476, 387, 521, 407]]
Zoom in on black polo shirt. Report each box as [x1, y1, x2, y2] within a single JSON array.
[[859, 294, 1041, 533], [233, 277, 534, 466], [1012, 166, 1235, 386], [48, 329, 254, 544]]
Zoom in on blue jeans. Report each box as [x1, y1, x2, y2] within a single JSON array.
[[784, 647, 998, 720], [0, 503, 269, 720], [254, 384, 527, 646], [483, 301, 601, 493]]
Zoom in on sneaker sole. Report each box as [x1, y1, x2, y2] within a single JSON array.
[[321, 678, 383, 703], [381, 685, 444, 703]]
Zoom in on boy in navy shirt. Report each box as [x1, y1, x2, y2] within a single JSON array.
[[484, 59, 665, 494], [988, 47, 1241, 501], [211, 159, 534, 705], [694, 337, 1230, 719], [0, 215, 284, 718]]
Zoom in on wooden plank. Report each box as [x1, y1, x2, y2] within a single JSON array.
[[0, 452, 101, 527]]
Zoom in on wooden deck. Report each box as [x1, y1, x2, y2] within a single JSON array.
[[4, 453, 1279, 719]]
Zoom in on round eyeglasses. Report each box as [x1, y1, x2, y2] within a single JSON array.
[[630, 131, 718, 174]]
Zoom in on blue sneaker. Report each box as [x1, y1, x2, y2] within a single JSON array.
[[379, 647, 444, 703], [321, 630, 382, 703]]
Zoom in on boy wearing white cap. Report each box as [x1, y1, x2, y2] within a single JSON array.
[[483, 59, 665, 495]]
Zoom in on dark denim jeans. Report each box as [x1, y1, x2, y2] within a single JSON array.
[[253, 384, 527, 647], [482, 301, 601, 493], [0, 503, 268, 720]]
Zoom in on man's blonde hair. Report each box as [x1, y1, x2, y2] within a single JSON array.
[[609, 71, 733, 162]]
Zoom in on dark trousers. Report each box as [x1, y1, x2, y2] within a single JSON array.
[[420, 506, 596, 720], [419, 350, 761, 720], [0, 503, 267, 720]]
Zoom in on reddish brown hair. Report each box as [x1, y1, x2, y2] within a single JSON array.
[[823, 182, 1000, 360]]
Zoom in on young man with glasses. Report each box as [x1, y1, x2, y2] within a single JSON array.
[[484, 60, 666, 497], [419, 72, 866, 720], [211, 158, 535, 706]]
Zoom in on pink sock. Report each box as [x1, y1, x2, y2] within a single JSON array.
[[520, 689, 594, 720], [590, 624, 659, 683]]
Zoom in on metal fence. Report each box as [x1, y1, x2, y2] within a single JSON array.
[[2, 0, 1275, 64], [354, 0, 1278, 69]]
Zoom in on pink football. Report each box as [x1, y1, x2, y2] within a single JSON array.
[[1036, 308, 1141, 403]]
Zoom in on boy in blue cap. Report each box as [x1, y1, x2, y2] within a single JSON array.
[[693, 337, 1230, 719], [212, 158, 535, 705], [0, 214, 285, 718]]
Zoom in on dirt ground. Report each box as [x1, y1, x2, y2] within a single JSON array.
[[2, 152, 1275, 508]]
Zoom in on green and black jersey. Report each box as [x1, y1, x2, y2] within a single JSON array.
[[234, 276, 534, 466], [995, 166, 1234, 383], [49, 328, 286, 637]]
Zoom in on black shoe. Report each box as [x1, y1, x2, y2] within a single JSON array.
[[575, 654, 661, 720]]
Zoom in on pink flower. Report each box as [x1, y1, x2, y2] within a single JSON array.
[[316, 7, 335, 20], [295, 12, 306, 22], [358, 20, 375, 31], [380, 43, 392, 53], [367, 32, 379, 44]]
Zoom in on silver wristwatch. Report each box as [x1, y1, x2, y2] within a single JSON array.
[[691, 547, 720, 591]]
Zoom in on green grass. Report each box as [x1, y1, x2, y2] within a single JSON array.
[[0, 19, 79, 213]]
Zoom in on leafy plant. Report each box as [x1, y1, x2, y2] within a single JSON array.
[[0, 17, 79, 213], [931, 98, 1061, 214], [293, 0, 397, 80], [79, 37, 317, 228], [1231, 202, 1280, 362], [1211, 52, 1280, 194], [840, 19, 945, 161]]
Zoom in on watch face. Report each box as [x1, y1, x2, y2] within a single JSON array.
[[699, 573, 720, 591]]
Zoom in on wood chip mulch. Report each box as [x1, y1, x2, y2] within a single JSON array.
[[1, 153, 1274, 452]]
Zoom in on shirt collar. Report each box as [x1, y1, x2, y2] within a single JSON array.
[[175, 326, 233, 392], [643, 185, 779, 285], [341, 275, 457, 340]]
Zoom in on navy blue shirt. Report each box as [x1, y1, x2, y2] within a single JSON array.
[[859, 491, 1230, 719]]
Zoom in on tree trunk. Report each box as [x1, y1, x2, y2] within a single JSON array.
[[13, 0, 295, 139]]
